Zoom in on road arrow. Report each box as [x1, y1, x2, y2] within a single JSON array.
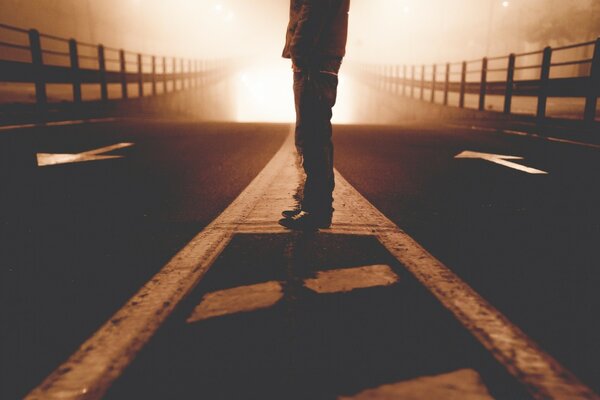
[[455, 150, 548, 175], [36, 142, 134, 167]]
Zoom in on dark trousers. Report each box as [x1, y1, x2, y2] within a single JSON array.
[[293, 58, 341, 216]]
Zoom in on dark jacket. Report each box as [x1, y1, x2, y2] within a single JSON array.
[[282, 0, 350, 69]]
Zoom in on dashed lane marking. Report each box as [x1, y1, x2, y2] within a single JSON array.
[[448, 123, 600, 150], [303, 264, 399, 294], [187, 281, 284, 323], [0, 117, 118, 132], [36, 142, 135, 167], [27, 129, 599, 400], [339, 368, 494, 400], [186, 265, 399, 322]]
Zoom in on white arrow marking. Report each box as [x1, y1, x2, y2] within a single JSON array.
[[455, 150, 548, 174], [36, 142, 134, 167]]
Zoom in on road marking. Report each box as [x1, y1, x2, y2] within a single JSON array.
[[27, 130, 599, 400], [304, 264, 399, 294], [26, 131, 299, 400], [187, 265, 398, 322], [0, 117, 118, 132], [448, 123, 600, 151], [339, 369, 494, 400], [36, 143, 134, 167], [187, 281, 284, 323], [455, 150, 548, 174]]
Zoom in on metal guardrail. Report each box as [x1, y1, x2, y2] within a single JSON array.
[[0, 22, 229, 108], [357, 38, 600, 124]]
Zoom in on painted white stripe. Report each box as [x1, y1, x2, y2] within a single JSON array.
[[36, 143, 134, 167], [187, 281, 284, 323], [332, 172, 596, 399], [0, 117, 117, 132], [448, 123, 600, 151], [26, 131, 299, 400], [27, 129, 599, 400], [340, 369, 494, 400], [304, 265, 399, 294]]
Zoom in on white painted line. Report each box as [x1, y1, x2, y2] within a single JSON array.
[[36, 143, 134, 167], [26, 130, 299, 400], [304, 265, 399, 294], [0, 123, 37, 132], [187, 281, 284, 323], [0, 117, 118, 132], [339, 369, 494, 400], [46, 120, 87, 127], [27, 129, 598, 400], [449, 123, 600, 151], [455, 150, 548, 175], [332, 172, 597, 399]]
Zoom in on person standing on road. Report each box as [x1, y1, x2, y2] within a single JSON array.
[[279, 0, 350, 231]]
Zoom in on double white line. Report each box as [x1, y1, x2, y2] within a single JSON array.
[[27, 131, 598, 400]]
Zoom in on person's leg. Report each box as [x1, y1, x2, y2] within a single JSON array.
[[301, 66, 339, 217], [282, 61, 340, 229]]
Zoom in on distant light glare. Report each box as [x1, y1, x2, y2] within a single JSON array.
[[502, 1, 510, 7]]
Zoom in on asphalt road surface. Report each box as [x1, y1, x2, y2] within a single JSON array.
[[1, 117, 599, 399]]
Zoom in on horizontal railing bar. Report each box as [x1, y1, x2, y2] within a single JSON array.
[[0, 22, 29, 33], [550, 59, 592, 67], [78, 54, 98, 61], [515, 49, 544, 57], [39, 32, 70, 42], [77, 41, 99, 48], [41, 49, 70, 57], [486, 67, 508, 72], [0, 40, 30, 51], [513, 64, 541, 70], [553, 40, 596, 52], [487, 55, 508, 61]]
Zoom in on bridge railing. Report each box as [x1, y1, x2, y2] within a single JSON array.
[[0, 22, 230, 110], [356, 38, 599, 124]]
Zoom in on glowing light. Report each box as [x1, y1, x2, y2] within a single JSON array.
[[233, 60, 355, 124], [214, 3, 223, 13], [501, 1, 510, 7]]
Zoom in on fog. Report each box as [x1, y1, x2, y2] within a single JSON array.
[[1, 0, 598, 122], [2, 0, 598, 62]]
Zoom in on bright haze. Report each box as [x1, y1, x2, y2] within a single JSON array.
[[2, 0, 598, 122]]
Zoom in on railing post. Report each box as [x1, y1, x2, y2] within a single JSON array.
[[536, 46, 552, 120], [172, 57, 177, 91], [411, 65, 415, 98], [459, 61, 467, 108], [98, 45, 108, 102], [163, 56, 167, 93], [28, 29, 47, 107], [443, 62, 450, 105], [151, 55, 157, 96], [584, 37, 600, 124], [504, 53, 516, 114], [431, 64, 437, 103], [188, 59, 192, 89], [68, 39, 82, 104], [420, 65, 425, 100], [180, 58, 185, 89], [402, 65, 407, 96], [479, 57, 488, 111], [119, 49, 128, 99], [137, 53, 143, 97]]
